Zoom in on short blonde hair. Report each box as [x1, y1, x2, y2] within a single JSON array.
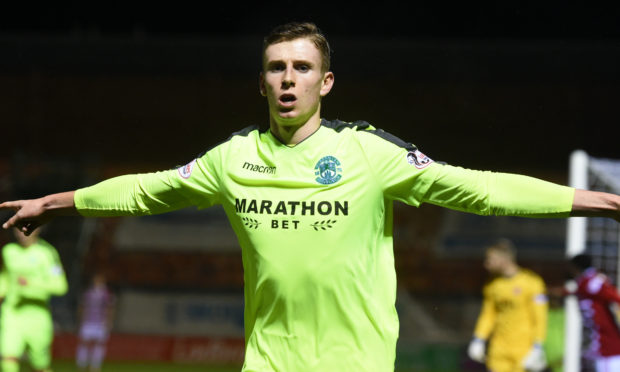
[[263, 22, 331, 72], [486, 238, 517, 261]]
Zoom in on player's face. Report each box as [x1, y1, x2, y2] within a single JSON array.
[[484, 250, 507, 274], [260, 38, 334, 128]]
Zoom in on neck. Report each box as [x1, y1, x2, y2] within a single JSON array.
[[18, 238, 38, 248], [502, 263, 519, 277], [270, 111, 322, 145]]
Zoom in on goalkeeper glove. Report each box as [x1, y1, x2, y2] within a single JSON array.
[[467, 337, 486, 363], [522, 343, 547, 372]]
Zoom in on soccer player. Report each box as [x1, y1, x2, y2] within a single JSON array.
[[76, 272, 115, 372], [0, 228, 68, 372], [566, 253, 620, 372], [1, 22, 620, 372], [467, 239, 548, 372]]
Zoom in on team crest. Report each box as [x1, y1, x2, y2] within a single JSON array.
[[314, 156, 342, 185], [178, 159, 196, 179], [406, 149, 433, 169]]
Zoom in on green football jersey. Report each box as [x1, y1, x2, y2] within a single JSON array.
[[74, 119, 574, 371], [0, 238, 68, 307]]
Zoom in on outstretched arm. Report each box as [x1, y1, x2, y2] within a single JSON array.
[[1, 165, 216, 235], [421, 164, 620, 222], [0, 191, 77, 235], [571, 189, 620, 222]]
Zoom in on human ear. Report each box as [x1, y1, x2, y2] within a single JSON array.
[[320, 71, 334, 97], [259, 72, 266, 97]]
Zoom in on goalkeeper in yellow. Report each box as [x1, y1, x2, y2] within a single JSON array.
[[468, 239, 548, 372], [0, 228, 68, 372]]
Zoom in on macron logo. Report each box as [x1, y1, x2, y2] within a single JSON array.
[[242, 162, 276, 174]]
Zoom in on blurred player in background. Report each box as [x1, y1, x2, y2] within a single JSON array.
[[543, 293, 565, 372], [0, 228, 68, 372], [468, 239, 548, 372], [1, 22, 620, 372], [76, 272, 115, 372], [566, 253, 620, 372]]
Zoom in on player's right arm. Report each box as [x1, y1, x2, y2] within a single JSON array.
[[0, 252, 7, 301], [0, 191, 77, 235], [473, 284, 496, 341], [1, 149, 223, 235], [589, 274, 620, 304], [468, 284, 495, 362]]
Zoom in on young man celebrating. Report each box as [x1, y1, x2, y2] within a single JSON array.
[[468, 239, 548, 372], [0, 228, 68, 372], [1, 22, 620, 372]]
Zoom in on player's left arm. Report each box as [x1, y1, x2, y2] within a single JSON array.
[[353, 129, 620, 221], [595, 278, 620, 304], [571, 189, 620, 222], [0, 246, 7, 301], [531, 276, 549, 345], [522, 275, 549, 371], [473, 286, 496, 340], [421, 163, 620, 221], [0, 266, 7, 301]]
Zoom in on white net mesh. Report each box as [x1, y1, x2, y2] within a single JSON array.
[[571, 154, 620, 372], [586, 156, 620, 287]]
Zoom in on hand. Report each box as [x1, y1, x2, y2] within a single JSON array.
[[0, 198, 51, 235], [522, 343, 547, 372], [467, 338, 486, 363], [0, 191, 77, 236], [547, 285, 565, 297], [571, 189, 620, 222]]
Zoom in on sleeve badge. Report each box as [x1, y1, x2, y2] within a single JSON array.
[[406, 149, 433, 169], [178, 159, 197, 179]]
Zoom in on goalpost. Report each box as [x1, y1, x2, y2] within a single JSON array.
[[565, 150, 620, 372]]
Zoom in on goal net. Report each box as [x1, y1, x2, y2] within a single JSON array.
[[565, 150, 620, 372]]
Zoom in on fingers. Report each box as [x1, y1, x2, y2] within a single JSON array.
[[2, 211, 21, 230], [0, 200, 22, 230], [0, 200, 42, 235], [0, 200, 23, 211], [2, 215, 17, 231], [12, 217, 40, 236], [1, 206, 40, 235], [2, 219, 39, 236], [19, 222, 40, 236]]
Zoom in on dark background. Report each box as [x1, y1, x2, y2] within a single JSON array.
[[0, 4, 617, 368], [1, 2, 619, 179], [4, 2, 620, 39]]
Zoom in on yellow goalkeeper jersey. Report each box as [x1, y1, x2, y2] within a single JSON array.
[[474, 269, 548, 352]]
